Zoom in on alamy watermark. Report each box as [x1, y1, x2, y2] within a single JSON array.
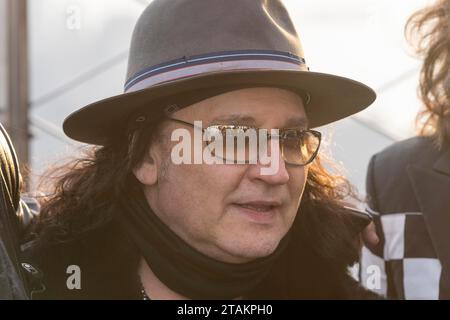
[[66, 265, 81, 290]]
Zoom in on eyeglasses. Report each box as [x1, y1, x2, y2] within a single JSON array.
[[167, 118, 321, 166], [168, 118, 322, 166], [168, 118, 321, 166]]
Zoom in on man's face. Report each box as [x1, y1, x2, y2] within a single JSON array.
[[134, 87, 309, 263]]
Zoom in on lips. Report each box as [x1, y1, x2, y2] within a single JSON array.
[[233, 201, 281, 224], [238, 203, 276, 212]]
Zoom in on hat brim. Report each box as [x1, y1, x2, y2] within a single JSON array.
[[63, 69, 376, 145]]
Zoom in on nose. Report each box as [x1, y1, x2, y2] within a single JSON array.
[[246, 140, 290, 185]]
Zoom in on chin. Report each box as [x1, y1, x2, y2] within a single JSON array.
[[220, 234, 282, 262]]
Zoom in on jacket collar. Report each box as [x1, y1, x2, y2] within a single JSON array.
[[407, 145, 450, 273]]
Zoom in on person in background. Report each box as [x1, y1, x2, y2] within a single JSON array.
[[0, 122, 28, 299], [361, 0, 450, 299]]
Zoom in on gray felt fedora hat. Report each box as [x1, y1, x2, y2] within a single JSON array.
[[63, 0, 376, 145]]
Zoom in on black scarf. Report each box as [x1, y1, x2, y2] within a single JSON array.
[[115, 177, 291, 299]]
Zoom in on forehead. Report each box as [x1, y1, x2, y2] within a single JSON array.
[[172, 87, 307, 127]]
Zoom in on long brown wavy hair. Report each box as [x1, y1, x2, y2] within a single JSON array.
[[30, 106, 361, 271], [406, 0, 450, 147]]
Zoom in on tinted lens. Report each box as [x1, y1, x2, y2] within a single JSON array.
[[281, 130, 320, 165], [204, 126, 258, 163]]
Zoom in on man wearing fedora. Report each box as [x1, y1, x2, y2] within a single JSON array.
[[20, 0, 379, 299]]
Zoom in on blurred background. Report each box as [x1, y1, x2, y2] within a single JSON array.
[[0, 0, 432, 196]]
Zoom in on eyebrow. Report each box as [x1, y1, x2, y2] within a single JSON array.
[[209, 114, 309, 129], [210, 115, 258, 126], [284, 117, 309, 129]]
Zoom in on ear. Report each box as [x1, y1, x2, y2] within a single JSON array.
[[133, 150, 158, 186]]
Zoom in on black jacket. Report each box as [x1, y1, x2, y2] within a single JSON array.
[[22, 203, 380, 300]]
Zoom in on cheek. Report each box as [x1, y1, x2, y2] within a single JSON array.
[[158, 163, 246, 229], [288, 166, 308, 207], [193, 165, 248, 221]]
